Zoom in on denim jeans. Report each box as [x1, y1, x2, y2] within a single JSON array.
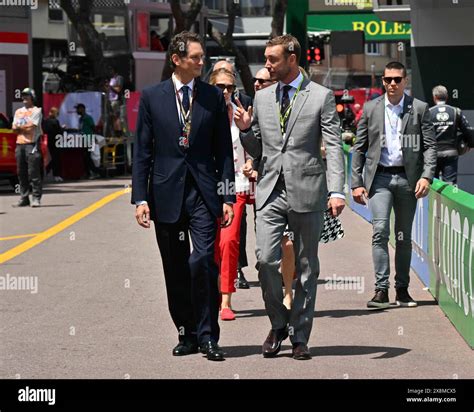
[[368, 172, 417, 291]]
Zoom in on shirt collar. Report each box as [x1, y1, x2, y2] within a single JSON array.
[[385, 93, 405, 110], [172, 73, 194, 92], [279, 71, 303, 91], [436, 100, 446, 105]]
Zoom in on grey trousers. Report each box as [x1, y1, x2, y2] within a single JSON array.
[[368, 172, 417, 291], [256, 187, 323, 345]]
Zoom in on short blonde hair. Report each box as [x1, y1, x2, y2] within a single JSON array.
[[209, 68, 235, 86]]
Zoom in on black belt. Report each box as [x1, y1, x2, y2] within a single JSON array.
[[376, 165, 405, 174]]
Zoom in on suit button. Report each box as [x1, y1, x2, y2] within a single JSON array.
[[179, 177, 184, 182]]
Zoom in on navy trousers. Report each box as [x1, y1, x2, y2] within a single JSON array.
[[154, 172, 220, 346]]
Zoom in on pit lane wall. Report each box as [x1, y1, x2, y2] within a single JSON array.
[[343, 144, 474, 348]]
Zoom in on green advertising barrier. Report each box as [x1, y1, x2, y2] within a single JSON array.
[[429, 180, 474, 348]]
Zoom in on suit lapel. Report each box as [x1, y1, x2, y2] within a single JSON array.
[[270, 85, 283, 141], [375, 97, 385, 147], [283, 78, 310, 145], [162, 78, 182, 139], [400, 94, 413, 135]]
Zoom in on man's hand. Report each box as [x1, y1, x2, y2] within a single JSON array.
[[328, 197, 345, 217], [221, 203, 234, 228], [242, 159, 257, 179], [415, 178, 430, 199], [234, 98, 253, 131], [352, 187, 369, 205], [135, 204, 151, 228]]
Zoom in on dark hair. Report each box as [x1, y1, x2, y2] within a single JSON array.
[[384, 61, 407, 77], [76, 103, 85, 110], [266, 34, 301, 62], [168, 31, 204, 68]]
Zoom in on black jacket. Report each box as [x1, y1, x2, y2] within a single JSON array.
[[429, 103, 474, 156]]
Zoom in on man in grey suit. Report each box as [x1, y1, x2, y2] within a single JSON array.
[[351, 61, 437, 309], [234, 35, 346, 360]]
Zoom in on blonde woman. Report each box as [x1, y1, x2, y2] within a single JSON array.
[[210, 68, 252, 321]]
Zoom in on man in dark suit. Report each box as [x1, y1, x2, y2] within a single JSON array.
[[132, 31, 235, 361], [351, 61, 437, 309]]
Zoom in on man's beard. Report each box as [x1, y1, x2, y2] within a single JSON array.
[[274, 65, 291, 82]]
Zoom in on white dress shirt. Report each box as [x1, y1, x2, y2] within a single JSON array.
[[172, 73, 194, 126], [380, 93, 405, 167]]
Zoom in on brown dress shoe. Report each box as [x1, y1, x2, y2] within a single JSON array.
[[262, 328, 288, 358], [292, 343, 311, 360]]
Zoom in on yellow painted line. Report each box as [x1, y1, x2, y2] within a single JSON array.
[[0, 233, 38, 241], [0, 188, 129, 265]]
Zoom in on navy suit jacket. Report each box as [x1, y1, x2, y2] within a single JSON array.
[[132, 77, 236, 224]]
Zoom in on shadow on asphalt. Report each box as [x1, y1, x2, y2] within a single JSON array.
[[223, 344, 410, 359], [33, 204, 75, 208], [235, 308, 390, 319]]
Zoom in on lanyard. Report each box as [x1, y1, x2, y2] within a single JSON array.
[[279, 78, 304, 136], [173, 79, 196, 134]]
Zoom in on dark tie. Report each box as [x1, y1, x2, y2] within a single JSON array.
[[181, 85, 190, 113], [280, 85, 292, 115]]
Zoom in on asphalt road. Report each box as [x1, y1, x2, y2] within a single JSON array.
[[1, 177, 473, 379]]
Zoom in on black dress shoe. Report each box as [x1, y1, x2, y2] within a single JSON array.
[[236, 268, 250, 289], [12, 198, 30, 207], [200, 341, 225, 361], [292, 343, 311, 360], [172, 341, 199, 356], [262, 328, 288, 358]]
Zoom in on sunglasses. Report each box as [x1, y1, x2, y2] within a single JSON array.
[[383, 76, 404, 84], [253, 77, 270, 85], [215, 83, 236, 92]]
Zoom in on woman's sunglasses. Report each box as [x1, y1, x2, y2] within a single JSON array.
[[215, 83, 236, 92], [382, 76, 404, 84]]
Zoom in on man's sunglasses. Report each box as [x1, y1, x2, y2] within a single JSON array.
[[382, 76, 404, 84], [215, 83, 236, 92], [253, 77, 270, 85]]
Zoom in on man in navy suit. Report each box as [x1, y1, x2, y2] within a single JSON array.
[[132, 31, 235, 361]]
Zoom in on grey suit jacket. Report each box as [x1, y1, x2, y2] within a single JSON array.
[[241, 78, 345, 212], [351, 94, 437, 193]]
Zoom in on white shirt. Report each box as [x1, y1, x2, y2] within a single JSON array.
[[172, 73, 194, 126], [380, 94, 405, 167], [229, 102, 250, 193]]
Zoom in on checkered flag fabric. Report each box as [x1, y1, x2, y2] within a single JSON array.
[[319, 210, 345, 243]]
